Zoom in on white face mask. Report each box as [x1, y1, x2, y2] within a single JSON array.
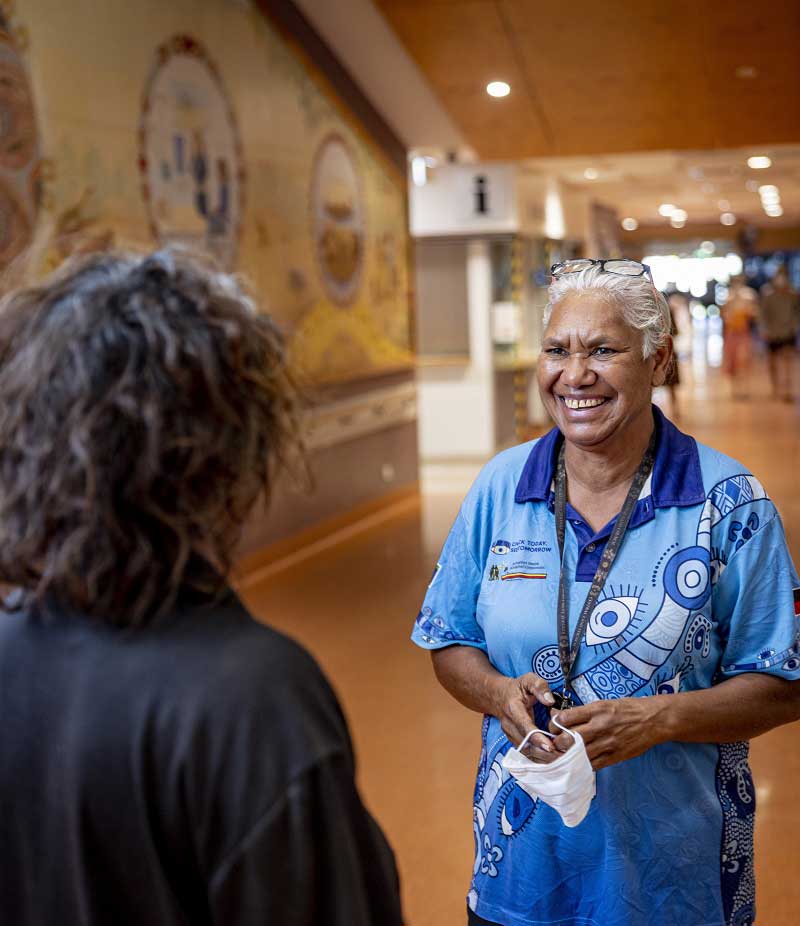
[[501, 718, 596, 828]]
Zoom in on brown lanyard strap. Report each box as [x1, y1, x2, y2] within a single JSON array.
[[554, 430, 657, 701]]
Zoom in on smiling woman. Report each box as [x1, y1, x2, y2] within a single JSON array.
[[411, 260, 800, 926]]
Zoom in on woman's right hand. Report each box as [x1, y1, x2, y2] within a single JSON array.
[[429, 648, 563, 762], [494, 673, 561, 762]]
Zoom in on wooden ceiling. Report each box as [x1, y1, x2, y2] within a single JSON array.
[[524, 145, 800, 228], [375, 0, 800, 160]]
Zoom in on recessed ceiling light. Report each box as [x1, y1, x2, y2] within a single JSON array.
[[583, 168, 599, 180], [764, 205, 783, 217], [486, 81, 511, 98], [671, 220, 686, 229], [758, 184, 779, 196], [671, 208, 688, 223], [761, 192, 781, 206], [658, 203, 676, 217], [621, 217, 638, 231], [747, 155, 771, 169], [735, 65, 758, 79], [717, 199, 730, 211], [720, 212, 737, 226], [745, 179, 760, 192]]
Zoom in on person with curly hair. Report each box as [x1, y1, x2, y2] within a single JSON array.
[[0, 250, 403, 926]]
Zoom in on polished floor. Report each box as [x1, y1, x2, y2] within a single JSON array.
[[240, 339, 800, 926]]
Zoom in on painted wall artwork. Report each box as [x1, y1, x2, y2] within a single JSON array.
[[0, 10, 41, 270], [139, 35, 244, 269], [311, 132, 365, 305], [16, 0, 411, 387]]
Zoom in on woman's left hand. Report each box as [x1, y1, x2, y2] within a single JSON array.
[[549, 696, 667, 770]]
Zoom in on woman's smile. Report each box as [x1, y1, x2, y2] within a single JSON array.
[[538, 292, 666, 450], [558, 395, 610, 412]]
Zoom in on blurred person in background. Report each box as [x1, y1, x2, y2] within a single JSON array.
[[0, 250, 403, 926], [721, 275, 758, 398], [759, 266, 799, 401], [665, 290, 687, 418], [412, 259, 800, 926]]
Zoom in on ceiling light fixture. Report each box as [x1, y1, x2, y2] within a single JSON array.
[[747, 155, 771, 169], [621, 217, 638, 231], [486, 81, 511, 98], [758, 184, 779, 196], [670, 208, 688, 223], [765, 206, 784, 217], [583, 168, 598, 180], [720, 212, 737, 226], [658, 203, 676, 217]]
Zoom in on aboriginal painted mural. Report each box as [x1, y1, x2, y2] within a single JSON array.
[[139, 35, 244, 271], [0, 8, 41, 272], [14, 0, 411, 386]]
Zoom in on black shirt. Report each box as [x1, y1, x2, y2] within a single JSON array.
[[0, 589, 403, 925]]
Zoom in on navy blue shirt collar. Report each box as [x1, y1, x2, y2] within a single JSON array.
[[514, 406, 705, 509]]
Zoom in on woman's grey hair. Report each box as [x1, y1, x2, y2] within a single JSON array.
[[544, 265, 672, 358]]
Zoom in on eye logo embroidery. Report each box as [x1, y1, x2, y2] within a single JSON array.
[[491, 540, 511, 555], [585, 596, 640, 646]]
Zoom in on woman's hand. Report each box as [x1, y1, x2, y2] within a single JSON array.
[[494, 673, 560, 763], [549, 696, 666, 769]]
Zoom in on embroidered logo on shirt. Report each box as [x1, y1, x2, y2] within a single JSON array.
[[500, 561, 547, 580], [491, 539, 553, 555]]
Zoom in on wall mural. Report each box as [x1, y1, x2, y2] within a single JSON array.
[[138, 35, 244, 269], [310, 132, 365, 305], [14, 2, 411, 388], [0, 10, 41, 271]]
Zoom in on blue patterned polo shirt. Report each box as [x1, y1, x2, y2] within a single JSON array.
[[412, 407, 800, 926]]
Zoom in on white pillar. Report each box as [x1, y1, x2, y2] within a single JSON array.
[[466, 239, 496, 457]]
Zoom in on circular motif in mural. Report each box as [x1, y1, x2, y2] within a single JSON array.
[[138, 35, 244, 269], [310, 133, 365, 304], [0, 17, 40, 268]]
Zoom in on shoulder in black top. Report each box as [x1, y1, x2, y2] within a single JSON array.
[[0, 589, 403, 926]]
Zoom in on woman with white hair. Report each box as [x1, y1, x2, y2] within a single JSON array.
[[412, 259, 800, 926]]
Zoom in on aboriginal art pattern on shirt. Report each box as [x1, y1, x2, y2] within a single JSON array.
[[461, 473, 798, 923]]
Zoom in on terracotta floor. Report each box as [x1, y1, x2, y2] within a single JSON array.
[[240, 338, 800, 926]]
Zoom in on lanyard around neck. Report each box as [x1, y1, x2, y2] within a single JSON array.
[[554, 430, 657, 703]]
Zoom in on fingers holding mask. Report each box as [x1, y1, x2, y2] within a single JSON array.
[[498, 672, 558, 762]]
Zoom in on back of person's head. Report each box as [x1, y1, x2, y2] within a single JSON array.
[[0, 249, 298, 626]]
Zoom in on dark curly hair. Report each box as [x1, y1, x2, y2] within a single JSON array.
[[0, 249, 300, 626]]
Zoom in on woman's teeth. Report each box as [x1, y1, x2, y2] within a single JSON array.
[[563, 397, 605, 409]]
